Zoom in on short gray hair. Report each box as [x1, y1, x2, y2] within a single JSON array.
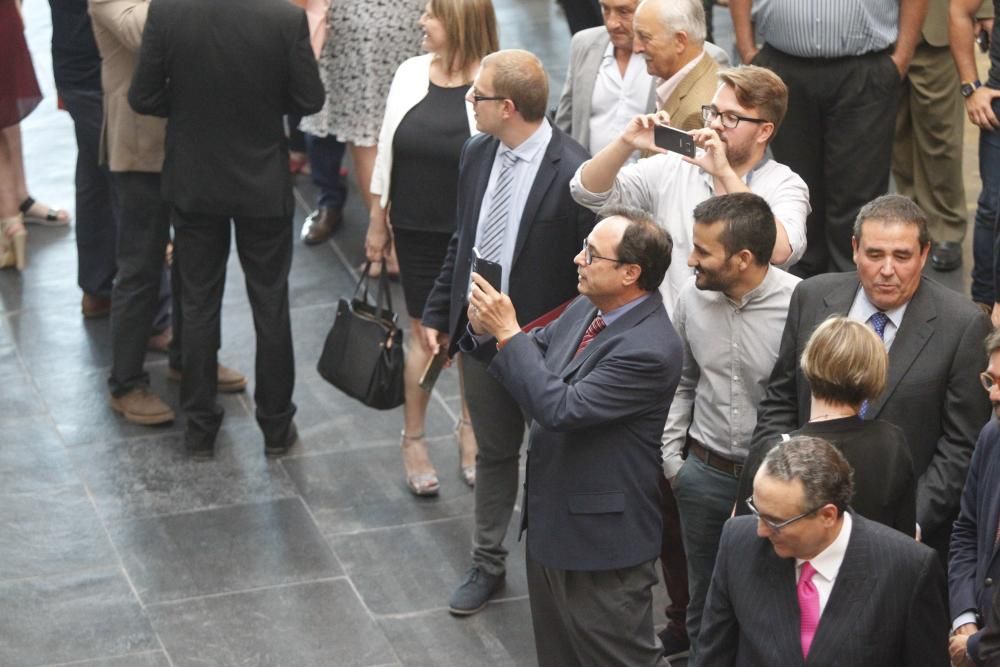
[[761, 436, 854, 515], [852, 194, 930, 248], [640, 0, 706, 44]]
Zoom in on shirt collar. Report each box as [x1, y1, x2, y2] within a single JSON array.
[[796, 511, 852, 584], [500, 118, 552, 164], [852, 284, 908, 330], [599, 293, 650, 326], [656, 50, 706, 108], [719, 265, 778, 309]]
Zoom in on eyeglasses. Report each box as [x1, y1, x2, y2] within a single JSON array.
[[471, 94, 508, 105], [701, 105, 769, 129], [581, 241, 621, 266], [981, 372, 999, 392], [745, 495, 824, 534]]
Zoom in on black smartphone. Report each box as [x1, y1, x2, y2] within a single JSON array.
[[472, 247, 502, 292], [979, 29, 990, 53], [653, 124, 695, 158]]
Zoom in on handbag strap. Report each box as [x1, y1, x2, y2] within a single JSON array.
[[354, 261, 395, 323]]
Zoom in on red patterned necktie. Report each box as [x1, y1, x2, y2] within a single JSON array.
[[798, 561, 820, 658], [574, 315, 606, 357]]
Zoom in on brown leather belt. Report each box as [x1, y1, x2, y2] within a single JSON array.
[[687, 437, 743, 478]]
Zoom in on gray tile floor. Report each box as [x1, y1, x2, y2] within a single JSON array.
[[9, 0, 974, 664]]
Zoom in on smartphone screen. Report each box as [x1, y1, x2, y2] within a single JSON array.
[[653, 124, 696, 158]]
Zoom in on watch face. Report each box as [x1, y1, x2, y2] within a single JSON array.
[[962, 83, 975, 97]]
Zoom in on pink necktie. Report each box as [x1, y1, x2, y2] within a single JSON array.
[[574, 315, 606, 357], [798, 561, 820, 658]]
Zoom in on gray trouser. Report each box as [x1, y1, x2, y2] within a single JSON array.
[[526, 555, 665, 667], [673, 454, 739, 657], [460, 355, 527, 576]]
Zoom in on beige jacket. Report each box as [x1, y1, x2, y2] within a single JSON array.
[[88, 0, 166, 172]]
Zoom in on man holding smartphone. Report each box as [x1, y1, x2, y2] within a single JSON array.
[[570, 65, 808, 314]]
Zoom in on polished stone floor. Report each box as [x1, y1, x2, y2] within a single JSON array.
[[6, 0, 977, 665]]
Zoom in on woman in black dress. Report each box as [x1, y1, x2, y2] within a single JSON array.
[[737, 316, 917, 535], [366, 0, 498, 496]]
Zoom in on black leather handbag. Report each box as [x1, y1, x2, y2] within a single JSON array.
[[317, 262, 405, 410]]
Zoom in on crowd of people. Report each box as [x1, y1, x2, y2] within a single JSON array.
[[8, 0, 1000, 664]]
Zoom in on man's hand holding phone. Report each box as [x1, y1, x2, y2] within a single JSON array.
[[684, 127, 737, 180], [619, 111, 674, 153]]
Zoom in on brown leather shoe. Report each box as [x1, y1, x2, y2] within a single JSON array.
[[82, 293, 111, 319], [110, 387, 175, 425], [167, 363, 248, 393], [300, 208, 342, 245]]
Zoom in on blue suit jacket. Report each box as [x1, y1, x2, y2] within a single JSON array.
[[950, 419, 1000, 664], [488, 292, 683, 571]]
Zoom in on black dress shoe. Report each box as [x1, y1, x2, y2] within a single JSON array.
[[300, 208, 342, 245], [265, 422, 298, 457], [930, 241, 962, 272]]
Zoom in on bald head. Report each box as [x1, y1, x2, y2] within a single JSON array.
[[480, 49, 549, 121]]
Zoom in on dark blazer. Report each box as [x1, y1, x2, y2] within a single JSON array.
[[950, 419, 1000, 664], [488, 293, 683, 571], [422, 126, 596, 356], [698, 514, 950, 667], [128, 0, 323, 217], [981, 587, 1000, 667], [735, 417, 917, 536], [752, 272, 990, 536]]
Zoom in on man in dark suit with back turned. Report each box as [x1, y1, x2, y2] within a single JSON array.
[[699, 436, 949, 667], [128, 0, 324, 457], [466, 207, 681, 666], [751, 194, 990, 557], [421, 49, 596, 616]]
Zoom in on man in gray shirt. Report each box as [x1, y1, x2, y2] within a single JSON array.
[[661, 192, 800, 657], [730, 0, 927, 277]]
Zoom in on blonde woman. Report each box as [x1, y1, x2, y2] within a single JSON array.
[[366, 0, 499, 496], [736, 316, 916, 535]]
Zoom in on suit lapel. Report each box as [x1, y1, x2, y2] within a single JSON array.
[[868, 280, 936, 417], [806, 517, 872, 664], [661, 53, 713, 116], [470, 138, 500, 229], [511, 129, 561, 266], [559, 293, 663, 378], [762, 548, 807, 665], [577, 36, 606, 126], [819, 277, 859, 322]]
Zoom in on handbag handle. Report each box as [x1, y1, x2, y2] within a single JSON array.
[[354, 261, 395, 323]]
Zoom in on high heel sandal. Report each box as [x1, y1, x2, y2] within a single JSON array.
[[0, 215, 27, 270], [401, 431, 440, 497], [455, 418, 477, 487]]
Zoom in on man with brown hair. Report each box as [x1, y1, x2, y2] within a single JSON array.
[[422, 49, 596, 616], [571, 65, 809, 313]]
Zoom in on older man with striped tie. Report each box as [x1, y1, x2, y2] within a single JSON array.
[[420, 49, 596, 617]]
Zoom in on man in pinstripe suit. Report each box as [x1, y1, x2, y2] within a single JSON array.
[[698, 436, 949, 667]]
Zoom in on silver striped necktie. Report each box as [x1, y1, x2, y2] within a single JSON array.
[[479, 151, 519, 262]]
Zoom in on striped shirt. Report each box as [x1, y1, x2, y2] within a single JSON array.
[[752, 0, 899, 58]]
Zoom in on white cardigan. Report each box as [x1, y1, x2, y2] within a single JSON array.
[[370, 53, 479, 208]]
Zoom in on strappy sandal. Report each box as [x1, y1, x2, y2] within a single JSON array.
[[401, 431, 440, 497], [454, 418, 477, 487], [19, 196, 70, 226]]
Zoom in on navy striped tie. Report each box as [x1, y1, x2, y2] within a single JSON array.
[[479, 151, 519, 262]]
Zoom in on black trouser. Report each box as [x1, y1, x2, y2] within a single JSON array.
[[58, 87, 118, 298], [108, 171, 176, 396], [171, 209, 296, 448], [753, 45, 900, 276]]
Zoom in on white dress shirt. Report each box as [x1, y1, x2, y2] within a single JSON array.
[[589, 42, 653, 160], [796, 511, 853, 617]]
